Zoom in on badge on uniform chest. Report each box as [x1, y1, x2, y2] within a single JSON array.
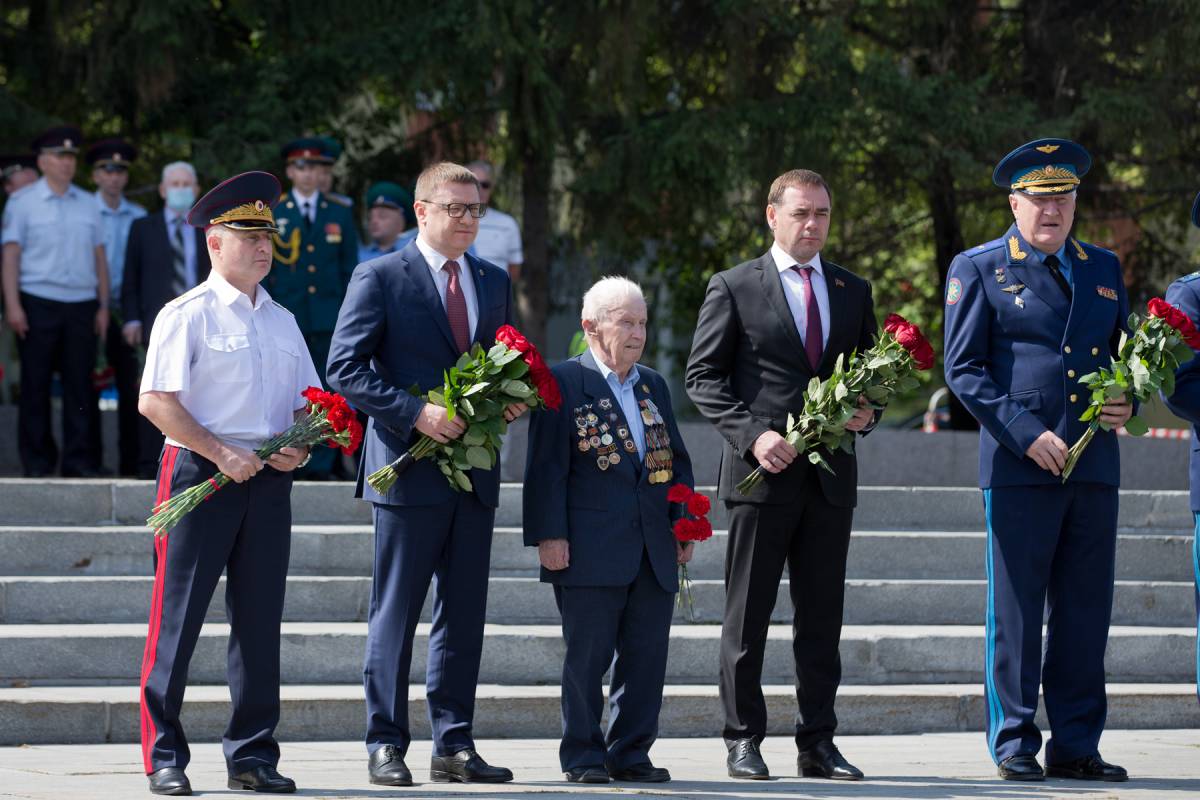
[[639, 392, 674, 484], [573, 402, 624, 469], [325, 222, 342, 244], [1000, 282, 1027, 309]]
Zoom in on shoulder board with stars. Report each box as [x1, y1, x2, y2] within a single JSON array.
[[1179, 271, 1200, 284]]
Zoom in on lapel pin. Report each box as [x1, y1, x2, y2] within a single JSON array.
[[478, 268, 484, 276], [1014, 296, 1025, 308], [834, 278, 845, 288]]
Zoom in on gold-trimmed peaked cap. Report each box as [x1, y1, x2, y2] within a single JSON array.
[[992, 137, 1091, 196], [186, 171, 281, 232]]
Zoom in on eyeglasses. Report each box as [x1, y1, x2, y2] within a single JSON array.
[[420, 201, 487, 218], [478, 181, 492, 190]]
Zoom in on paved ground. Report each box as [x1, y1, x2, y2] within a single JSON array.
[[2, 731, 1199, 799]]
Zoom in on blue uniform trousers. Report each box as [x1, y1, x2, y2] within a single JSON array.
[[139, 445, 293, 775], [553, 552, 674, 772], [982, 483, 1117, 765], [364, 494, 495, 757], [1193, 514, 1200, 704]]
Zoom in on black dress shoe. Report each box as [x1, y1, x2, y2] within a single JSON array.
[[609, 762, 670, 782], [368, 745, 413, 786], [727, 738, 770, 779], [998, 754, 1044, 781], [227, 765, 296, 793], [798, 740, 864, 781], [565, 766, 610, 783], [1046, 754, 1128, 782], [148, 767, 191, 796], [430, 748, 514, 783]]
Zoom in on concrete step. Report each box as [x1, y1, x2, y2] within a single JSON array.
[[2, 574, 1194, 627], [1, 525, 1192, 582], [2, 682, 1197, 746], [0, 479, 1190, 533], [2, 623, 1194, 686]]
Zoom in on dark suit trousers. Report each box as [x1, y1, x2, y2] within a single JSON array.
[[553, 552, 674, 772], [364, 494, 495, 757], [720, 466, 853, 750], [139, 446, 292, 775], [88, 317, 141, 475], [15, 293, 98, 475]]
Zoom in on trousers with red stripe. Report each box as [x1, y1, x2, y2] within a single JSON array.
[[139, 445, 293, 775]]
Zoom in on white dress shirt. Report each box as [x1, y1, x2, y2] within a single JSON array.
[[140, 270, 322, 451], [416, 234, 480, 340], [292, 189, 318, 223], [771, 241, 830, 348], [470, 207, 523, 274]]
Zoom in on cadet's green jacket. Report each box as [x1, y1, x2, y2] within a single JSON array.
[[267, 191, 359, 333]]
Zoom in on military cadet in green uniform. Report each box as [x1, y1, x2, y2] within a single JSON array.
[[269, 137, 358, 478]]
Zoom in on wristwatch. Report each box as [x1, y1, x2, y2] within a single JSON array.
[[297, 448, 312, 469]]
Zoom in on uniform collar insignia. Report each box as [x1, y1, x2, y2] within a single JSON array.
[[1007, 235, 1028, 262], [1070, 238, 1089, 261]]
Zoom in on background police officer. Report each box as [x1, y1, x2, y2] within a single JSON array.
[[268, 137, 358, 479], [138, 171, 319, 796], [359, 181, 416, 262], [943, 138, 1132, 782], [87, 137, 146, 476], [1, 126, 110, 477]]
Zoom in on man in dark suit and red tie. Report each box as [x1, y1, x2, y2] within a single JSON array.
[[685, 169, 877, 781], [122, 161, 211, 478], [327, 161, 526, 787]]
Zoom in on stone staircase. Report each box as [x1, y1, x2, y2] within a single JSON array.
[[1, 479, 1196, 745]]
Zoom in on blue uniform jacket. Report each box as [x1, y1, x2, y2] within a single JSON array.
[[944, 224, 1129, 488], [522, 350, 694, 593], [1163, 272, 1200, 511], [326, 240, 513, 508]]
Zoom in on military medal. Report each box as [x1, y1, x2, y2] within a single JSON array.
[[1014, 296, 1025, 308], [994, 268, 1007, 284], [609, 453, 621, 465], [597, 455, 610, 470], [578, 439, 590, 452], [601, 433, 613, 445], [599, 398, 612, 410], [590, 435, 601, 447], [624, 439, 636, 453], [639, 395, 673, 484]]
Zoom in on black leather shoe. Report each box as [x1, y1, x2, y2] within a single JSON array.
[[798, 740, 864, 781], [727, 738, 770, 779], [565, 766, 610, 783], [1046, 754, 1128, 782], [430, 748, 513, 783], [609, 762, 670, 782], [227, 765, 296, 793], [148, 767, 191, 796], [998, 754, 1044, 781], [368, 745, 413, 786]]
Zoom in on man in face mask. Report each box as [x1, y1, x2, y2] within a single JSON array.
[[121, 161, 212, 478]]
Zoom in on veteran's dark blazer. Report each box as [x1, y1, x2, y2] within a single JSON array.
[[121, 210, 210, 336], [943, 224, 1128, 488], [522, 350, 694, 593], [326, 240, 513, 508], [685, 251, 877, 508]]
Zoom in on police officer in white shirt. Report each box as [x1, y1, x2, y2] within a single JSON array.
[[136, 171, 320, 797], [466, 160, 523, 279]]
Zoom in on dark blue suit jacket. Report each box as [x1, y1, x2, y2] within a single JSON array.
[[522, 351, 694, 593], [944, 224, 1129, 488], [1163, 273, 1200, 511], [326, 240, 513, 507]]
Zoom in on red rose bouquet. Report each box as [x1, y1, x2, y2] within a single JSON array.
[[736, 313, 934, 494], [146, 387, 363, 535], [668, 483, 713, 621], [1062, 297, 1200, 480], [366, 325, 562, 494]]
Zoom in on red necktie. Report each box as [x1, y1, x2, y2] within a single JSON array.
[[443, 259, 471, 354], [794, 265, 823, 368]]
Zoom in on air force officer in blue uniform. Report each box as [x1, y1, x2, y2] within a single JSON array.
[[1162, 191, 1200, 707], [944, 139, 1132, 782], [523, 277, 695, 784], [327, 162, 524, 786]]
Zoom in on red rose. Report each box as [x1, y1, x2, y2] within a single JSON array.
[[883, 313, 909, 334], [495, 324, 532, 354], [527, 352, 562, 410], [667, 483, 693, 503], [686, 492, 711, 517], [1148, 297, 1173, 321]]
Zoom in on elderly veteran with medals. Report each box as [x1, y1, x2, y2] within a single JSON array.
[[523, 277, 695, 785], [137, 172, 321, 796], [943, 138, 1132, 783]]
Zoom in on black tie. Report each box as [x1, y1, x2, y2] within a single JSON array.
[[1045, 254, 1072, 301]]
